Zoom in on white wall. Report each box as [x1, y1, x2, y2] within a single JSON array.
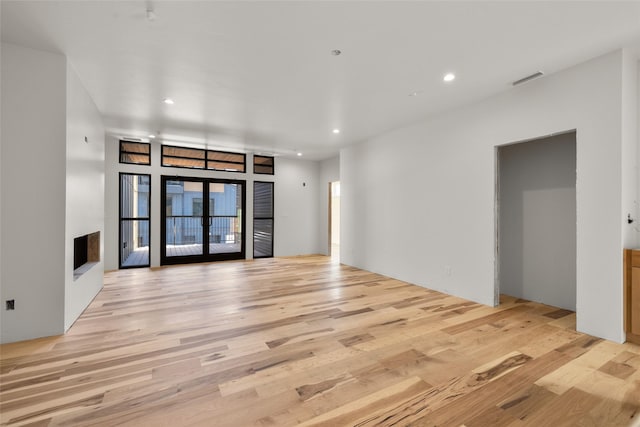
[[331, 183, 341, 246], [622, 52, 639, 250], [499, 133, 576, 311], [342, 49, 632, 342], [64, 63, 105, 330], [318, 156, 340, 255], [274, 157, 321, 256], [0, 43, 105, 343], [1, 43, 68, 343], [104, 139, 321, 270]]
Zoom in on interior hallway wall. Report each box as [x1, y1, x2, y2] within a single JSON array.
[[341, 49, 636, 342]]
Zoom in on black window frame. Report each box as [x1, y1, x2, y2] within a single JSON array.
[[119, 172, 151, 269], [119, 140, 151, 165], [253, 181, 274, 259], [161, 145, 206, 169], [207, 150, 247, 173], [161, 144, 246, 173], [160, 176, 247, 265], [253, 155, 275, 175]]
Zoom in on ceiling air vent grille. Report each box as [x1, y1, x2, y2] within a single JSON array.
[[512, 71, 544, 86]]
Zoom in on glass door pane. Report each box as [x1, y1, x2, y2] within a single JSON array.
[[119, 174, 150, 268], [209, 182, 243, 255], [165, 180, 204, 258], [161, 176, 245, 265]]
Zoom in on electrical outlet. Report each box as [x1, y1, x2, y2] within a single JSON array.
[[6, 300, 15, 310]]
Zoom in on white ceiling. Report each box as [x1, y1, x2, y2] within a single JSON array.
[[3, 1, 640, 160]]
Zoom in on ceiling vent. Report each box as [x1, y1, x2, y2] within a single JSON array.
[[512, 71, 544, 86], [122, 137, 143, 142]]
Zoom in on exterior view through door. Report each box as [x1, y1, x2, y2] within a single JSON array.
[[161, 176, 245, 265]]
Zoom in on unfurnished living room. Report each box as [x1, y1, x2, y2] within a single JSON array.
[[2, 1, 640, 426]]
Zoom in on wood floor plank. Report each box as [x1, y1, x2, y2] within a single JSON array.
[[1, 255, 639, 426]]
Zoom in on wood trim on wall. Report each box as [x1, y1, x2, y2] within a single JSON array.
[[624, 249, 631, 333]]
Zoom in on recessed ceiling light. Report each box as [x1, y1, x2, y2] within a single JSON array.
[[332, 129, 340, 134], [148, 134, 156, 139], [331, 49, 341, 56], [163, 98, 174, 105], [297, 152, 303, 157], [443, 73, 456, 82]]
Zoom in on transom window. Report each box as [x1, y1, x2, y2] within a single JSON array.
[[120, 140, 151, 165], [162, 145, 246, 172], [253, 155, 274, 175]]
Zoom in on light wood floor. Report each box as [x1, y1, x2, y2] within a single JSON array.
[[1, 256, 639, 426]]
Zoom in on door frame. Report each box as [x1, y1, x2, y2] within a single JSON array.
[[119, 172, 151, 269], [494, 129, 577, 308], [328, 182, 332, 255], [160, 175, 246, 265]]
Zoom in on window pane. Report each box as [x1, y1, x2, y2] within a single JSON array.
[[162, 156, 206, 169], [254, 164, 274, 175], [192, 198, 203, 216], [254, 181, 273, 218], [253, 155, 274, 174], [162, 146, 246, 172], [120, 141, 151, 165], [209, 182, 243, 255], [208, 151, 244, 163], [254, 219, 273, 258], [165, 180, 204, 257], [254, 155, 273, 165], [120, 220, 150, 267], [207, 151, 245, 172], [162, 146, 207, 169], [121, 141, 150, 154], [120, 153, 150, 164], [120, 174, 150, 218], [207, 161, 245, 172], [163, 146, 205, 159], [253, 181, 273, 258], [120, 173, 151, 268]]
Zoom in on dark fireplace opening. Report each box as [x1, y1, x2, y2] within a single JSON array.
[[73, 231, 100, 280], [74, 235, 88, 270]]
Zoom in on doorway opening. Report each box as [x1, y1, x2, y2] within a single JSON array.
[[161, 176, 246, 265], [329, 181, 340, 260], [495, 131, 576, 311]]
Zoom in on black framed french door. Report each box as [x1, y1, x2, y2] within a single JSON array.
[[161, 176, 246, 265]]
